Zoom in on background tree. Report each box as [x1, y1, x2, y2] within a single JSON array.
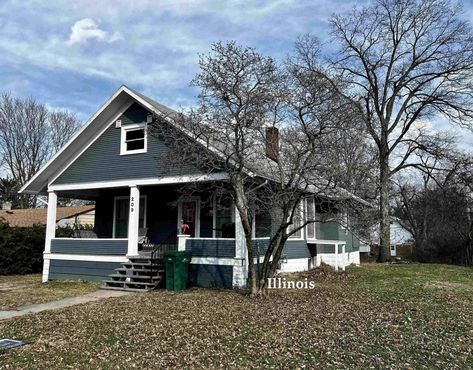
[[394, 149, 473, 265], [330, 0, 473, 262], [152, 41, 368, 295], [0, 93, 80, 207], [0, 177, 21, 209]]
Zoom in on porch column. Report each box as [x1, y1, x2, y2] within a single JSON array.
[[334, 243, 339, 272], [127, 185, 140, 256], [178, 234, 190, 251], [43, 191, 57, 282], [233, 206, 248, 288]]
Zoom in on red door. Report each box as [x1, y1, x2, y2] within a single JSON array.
[[181, 201, 197, 237]]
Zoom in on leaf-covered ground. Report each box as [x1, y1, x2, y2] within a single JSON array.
[[0, 274, 99, 310], [1, 264, 472, 369]]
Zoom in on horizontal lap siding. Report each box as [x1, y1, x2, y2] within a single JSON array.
[[186, 239, 235, 258], [253, 238, 270, 256], [189, 264, 233, 289], [50, 239, 127, 255], [49, 260, 121, 282], [284, 240, 311, 259], [52, 103, 198, 185]]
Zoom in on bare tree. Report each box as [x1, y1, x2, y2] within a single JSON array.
[[394, 148, 473, 265], [330, 0, 473, 262], [151, 41, 367, 295], [0, 93, 80, 207]]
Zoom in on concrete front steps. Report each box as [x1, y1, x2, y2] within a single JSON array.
[[101, 256, 164, 292]]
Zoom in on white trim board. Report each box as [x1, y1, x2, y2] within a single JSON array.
[[45, 253, 128, 263], [191, 257, 244, 266], [48, 173, 229, 192]]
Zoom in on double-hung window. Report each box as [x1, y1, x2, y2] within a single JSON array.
[[120, 123, 147, 155]]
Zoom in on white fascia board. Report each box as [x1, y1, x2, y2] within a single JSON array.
[[47, 100, 133, 188], [48, 172, 230, 192], [20, 86, 132, 194]]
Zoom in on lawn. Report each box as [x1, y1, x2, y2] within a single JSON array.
[[0, 264, 472, 369], [0, 274, 99, 310]]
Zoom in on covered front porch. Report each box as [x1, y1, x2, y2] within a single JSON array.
[[43, 178, 250, 289]]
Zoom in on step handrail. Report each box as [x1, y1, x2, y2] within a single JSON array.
[[149, 232, 178, 283]]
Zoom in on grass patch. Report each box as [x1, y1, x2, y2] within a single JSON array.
[[0, 264, 472, 368], [0, 274, 99, 310]]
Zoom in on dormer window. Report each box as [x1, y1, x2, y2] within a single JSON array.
[[120, 123, 147, 155]]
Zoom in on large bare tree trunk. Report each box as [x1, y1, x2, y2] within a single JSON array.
[[378, 153, 391, 262], [234, 178, 258, 295]]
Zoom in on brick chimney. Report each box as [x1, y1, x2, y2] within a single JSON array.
[[265, 127, 279, 161], [2, 201, 12, 210]]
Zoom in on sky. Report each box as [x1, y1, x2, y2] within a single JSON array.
[[1, 0, 473, 146]]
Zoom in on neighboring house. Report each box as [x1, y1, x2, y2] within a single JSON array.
[[368, 217, 414, 258], [19, 85, 365, 291], [0, 202, 95, 228], [389, 218, 413, 257]]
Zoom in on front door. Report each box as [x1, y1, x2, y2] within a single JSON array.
[[180, 200, 199, 237]]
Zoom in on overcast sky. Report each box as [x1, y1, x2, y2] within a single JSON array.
[[1, 0, 473, 148]]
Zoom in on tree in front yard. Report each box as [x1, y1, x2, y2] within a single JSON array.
[[151, 41, 368, 295], [330, 0, 473, 262]]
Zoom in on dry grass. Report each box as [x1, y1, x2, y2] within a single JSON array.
[[0, 274, 99, 310], [0, 264, 472, 369]]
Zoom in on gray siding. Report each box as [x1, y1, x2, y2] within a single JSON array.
[[53, 103, 199, 185], [283, 239, 311, 259], [253, 238, 270, 256], [313, 222, 361, 253], [49, 260, 121, 282], [186, 239, 235, 258], [189, 264, 233, 289], [51, 239, 127, 255]]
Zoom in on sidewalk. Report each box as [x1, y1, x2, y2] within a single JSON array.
[[0, 289, 133, 321]]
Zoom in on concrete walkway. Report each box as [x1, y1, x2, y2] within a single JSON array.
[[0, 289, 133, 321]]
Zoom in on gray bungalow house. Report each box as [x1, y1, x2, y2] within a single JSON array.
[[20, 86, 363, 291]]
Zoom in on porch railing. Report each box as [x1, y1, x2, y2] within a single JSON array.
[[149, 233, 178, 260]]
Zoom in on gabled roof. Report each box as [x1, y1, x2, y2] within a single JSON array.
[[0, 205, 95, 228], [19, 85, 178, 195], [19, 85, 371, 207]]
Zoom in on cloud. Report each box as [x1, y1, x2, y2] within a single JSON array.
[[67, 18, 123, 45]]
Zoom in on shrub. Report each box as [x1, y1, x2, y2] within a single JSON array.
[[0, 221, 74, 275]]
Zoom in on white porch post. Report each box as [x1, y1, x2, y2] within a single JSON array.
[[334, 243, 339, 272], [43, 191, 57, 282], [127, 186, 140, 256], [233, 205, 248, 288], [178, 234, 190, 251]]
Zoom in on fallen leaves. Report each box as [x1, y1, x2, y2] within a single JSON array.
[[0, 264, 472, 369]]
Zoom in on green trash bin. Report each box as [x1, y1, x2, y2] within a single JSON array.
[[164, 251, 192, 291]]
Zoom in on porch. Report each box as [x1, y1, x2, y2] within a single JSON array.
[[43, 180, 252, 289]]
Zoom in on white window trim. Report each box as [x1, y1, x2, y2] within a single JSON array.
[[112, 195, 147, 238], [177, 196, 201, 238], [288, 201, 304, 240], [120, 123, 147, 155], [305, 196, 317, 240]]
